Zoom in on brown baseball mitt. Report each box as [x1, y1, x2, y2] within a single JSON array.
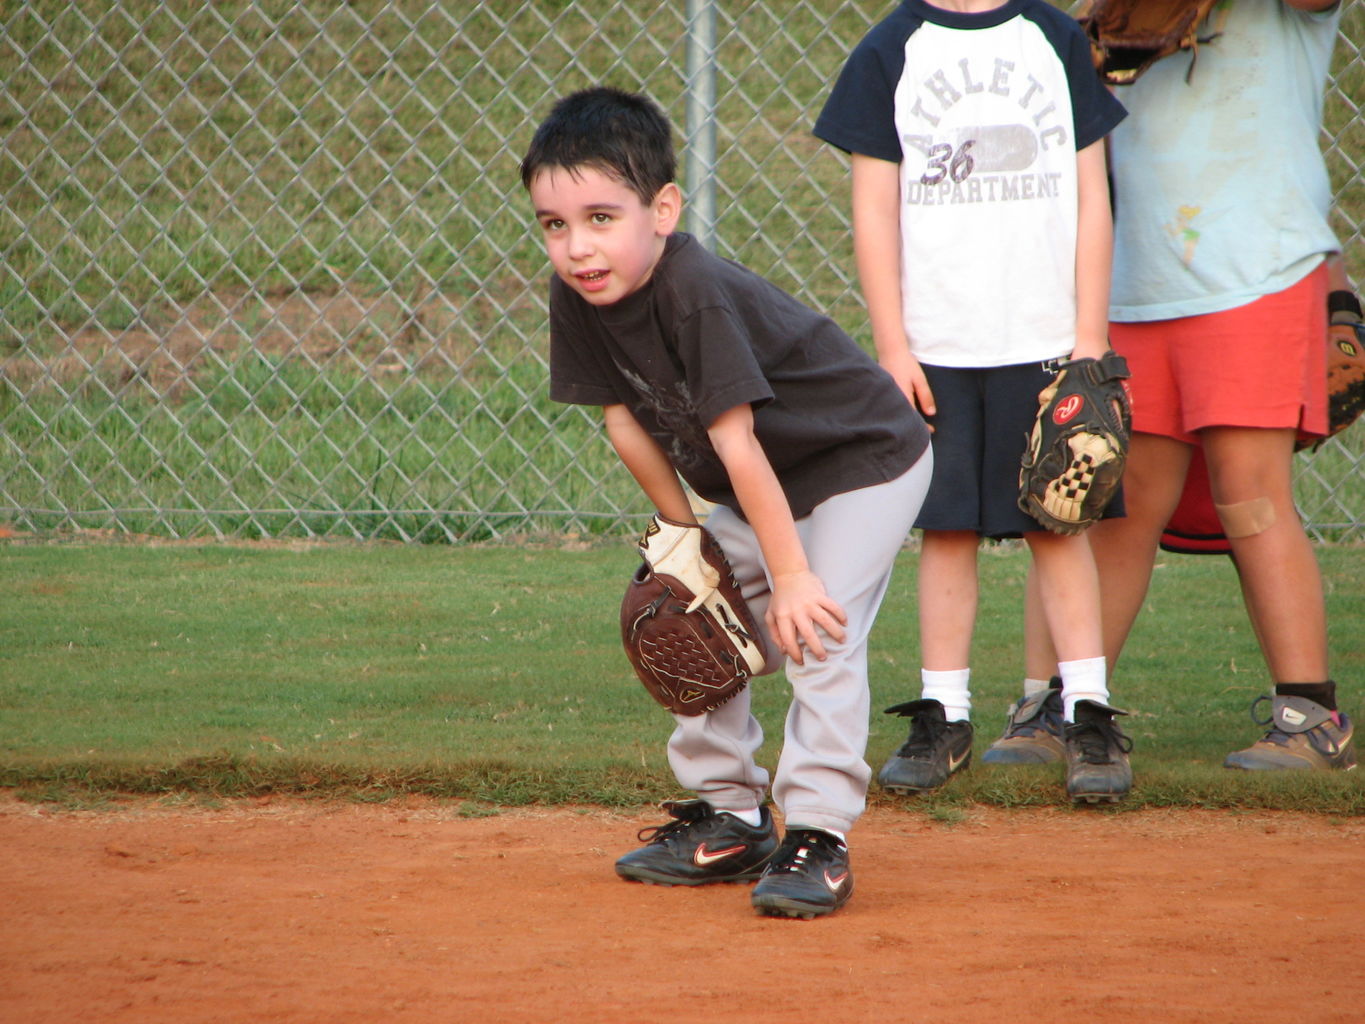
[[1297, 288, 1365, 453], [1075, 0, 1223, 85], [1326, 290, 1365, 439], [620, 514, 767, 716]]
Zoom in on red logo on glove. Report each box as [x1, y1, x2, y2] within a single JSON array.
[[1052, 394, 1084, 425]]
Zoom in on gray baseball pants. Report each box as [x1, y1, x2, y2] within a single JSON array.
[[665, 451, 932, 835]]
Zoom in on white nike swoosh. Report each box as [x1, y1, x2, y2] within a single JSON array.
[[824, 870, 849, 892], [694, 843, 746, 866]]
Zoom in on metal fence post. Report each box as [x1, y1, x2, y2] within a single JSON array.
[[685, 0, 718, 252]]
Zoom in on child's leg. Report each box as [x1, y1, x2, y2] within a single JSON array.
[[1027, 530, 1135, 802], [1022, 566, 1055, 693], [917, 529, 980, 719], [978, 564, 1067, 766], [1087, 433, 1193, 667], [771, 456, 931, 835], [1201, 425, 1329, 684], [662, 504, 776, 816], [1024, 530, 1106, 720]]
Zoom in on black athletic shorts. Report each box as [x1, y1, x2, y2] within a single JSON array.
[[913, 361, 1124, 539]]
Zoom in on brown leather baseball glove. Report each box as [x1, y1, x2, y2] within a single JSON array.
[[1075, 0, 1223, 85], [1325, 290, 1365, 440], [620, 515, 767, 715]]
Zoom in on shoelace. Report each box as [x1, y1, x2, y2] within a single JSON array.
[[898, 713, 948, 758], [1246, 695, 1303, 749], [1069, 717, 1133, 764], [636, 804, 710, 843], [769, 832, 840, 873], [1246, 696, 1341, 753], [1010, 703, 1062, 739]]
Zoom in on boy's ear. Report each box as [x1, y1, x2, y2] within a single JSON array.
[[652, 182, 683, 236]]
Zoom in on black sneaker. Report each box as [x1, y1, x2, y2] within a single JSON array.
[[876, 698, 973, 793], [981, 682, 1066, 765], [751, 828, 853, 919], [614, 800, 778, 886], [1064, 700, 1133, 804]]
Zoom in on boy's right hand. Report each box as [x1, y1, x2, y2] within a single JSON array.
[[767, 569, 848, 666], [881, 348, 936, 423]]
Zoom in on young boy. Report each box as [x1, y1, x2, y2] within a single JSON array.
[[520, 87, 933, 917], [814, 0, 1134, 802]]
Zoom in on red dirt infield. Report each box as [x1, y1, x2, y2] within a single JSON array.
[[5, 795, 1362, 1024]]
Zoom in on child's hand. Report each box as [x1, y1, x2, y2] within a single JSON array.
[[881, 348, 936, 424], [766, 569, 848, 665]]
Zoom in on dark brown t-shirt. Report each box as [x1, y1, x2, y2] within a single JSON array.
[[549, 232, 930, 519]]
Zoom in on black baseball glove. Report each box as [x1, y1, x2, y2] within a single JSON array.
[[1018, 350, 1132, 535]]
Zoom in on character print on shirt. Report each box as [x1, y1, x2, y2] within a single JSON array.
[[615, 364, 715, 476], [1166, 205, 1202, 265], [900, 56, 1068, 208]]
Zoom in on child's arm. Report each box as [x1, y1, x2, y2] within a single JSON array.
[[603, 404, 697, 525], [851, 153, 936, 417], [706, 403, 847, 665], [1073, 139, 1114, 362]]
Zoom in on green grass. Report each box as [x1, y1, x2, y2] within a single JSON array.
[[2, 538, 1361, 812]]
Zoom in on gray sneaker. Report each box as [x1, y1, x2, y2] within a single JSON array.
[[877, 699, 973, 793], [1064, 700, 1133, 804], [981, 682, 1065, 765], [1224, 695, 1357, 772]]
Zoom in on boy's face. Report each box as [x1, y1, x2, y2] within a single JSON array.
[[529, 165, 679, 307]]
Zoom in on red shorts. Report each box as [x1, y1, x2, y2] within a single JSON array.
[[1109, 264, 1328, 444]]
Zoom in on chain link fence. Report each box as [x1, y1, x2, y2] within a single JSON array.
[[2, 0, 1362, 543]]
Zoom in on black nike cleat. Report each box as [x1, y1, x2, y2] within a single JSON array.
[[752, 828, 853, 919], [1064, 700, 1134, 804], [614, 799, 778, 886], [877, 698, 973, 793]]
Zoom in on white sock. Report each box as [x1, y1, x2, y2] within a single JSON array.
[[921, 668, 971, 722], [1023, 676, 1052, 697], [723, 807, 763, 828], [789, 824, 847, 843], [1059, 657, 1108, 721]]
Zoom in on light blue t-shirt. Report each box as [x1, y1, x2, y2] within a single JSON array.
[[1108, 0, 1341, 322]]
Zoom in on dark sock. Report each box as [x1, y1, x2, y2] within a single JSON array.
[[1328, 290, 1362, 322], [1275, 681, 1337, 711]]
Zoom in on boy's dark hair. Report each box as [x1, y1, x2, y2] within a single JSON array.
[[519, 86, 676, 206]]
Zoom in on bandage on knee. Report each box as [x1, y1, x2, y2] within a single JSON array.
[[1213, 496, 1276, 538]]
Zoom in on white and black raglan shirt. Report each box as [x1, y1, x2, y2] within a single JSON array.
[[549, 233, 930, 520], [815, 0, 1126, 368]]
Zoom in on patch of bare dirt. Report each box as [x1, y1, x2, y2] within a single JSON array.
[[1, 285, 493, 398], [4, 796, 1362, 1023]]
